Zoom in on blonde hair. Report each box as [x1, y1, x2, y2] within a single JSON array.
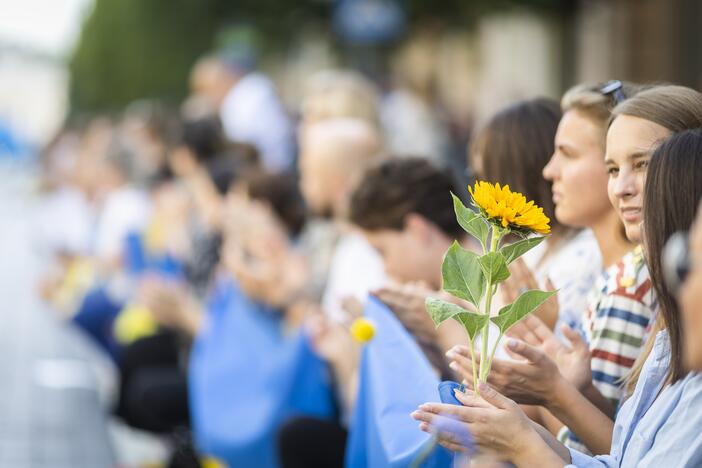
[[301, 69, 380, 127], [561, 82, 648, 145]]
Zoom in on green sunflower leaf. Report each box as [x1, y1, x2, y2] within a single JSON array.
[[500, 236, 547, 265], [425, 297, 488, 340], [490, 289, 558, 334], [441, 241, 485, 308], [452, 192, 488, 251], [478, 251, 510, 284]]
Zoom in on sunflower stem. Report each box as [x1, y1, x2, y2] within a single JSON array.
[[477, 227, 503, 393]]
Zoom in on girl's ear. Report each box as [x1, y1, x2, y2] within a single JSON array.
[[404, 213, 435, 243]]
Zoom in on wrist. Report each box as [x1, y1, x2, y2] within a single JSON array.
[[545, 374, 575, 413], [512, 427, 551, 466]]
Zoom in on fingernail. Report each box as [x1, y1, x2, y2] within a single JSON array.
[[507, 338, 520, 349], [478, 382, 493, 395], [419, 404, 430, 411], [449, 362, 458, 370], [445, 349, 456, 358]]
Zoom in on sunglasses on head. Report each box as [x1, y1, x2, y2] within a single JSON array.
[[600, 80, 627, 105]]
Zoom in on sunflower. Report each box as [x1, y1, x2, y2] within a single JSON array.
[[468, 181, 551, 234]]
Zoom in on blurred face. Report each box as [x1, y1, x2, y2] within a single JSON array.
[[681, 205, 702, 370], [605, 115, 671, 243], [298, 137, 338, 217], [542, 110, 612, 228], [363, 215, 443, 286]]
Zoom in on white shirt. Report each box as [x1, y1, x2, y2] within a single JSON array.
[[37, 187, 93, 256], [523, 228, 602, 338], [220, 72, 295, 172], [93, 186, 151, 262], [321, 231, 387, 322]]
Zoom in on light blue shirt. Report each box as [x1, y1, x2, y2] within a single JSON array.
[[567, 330, 702, 467]]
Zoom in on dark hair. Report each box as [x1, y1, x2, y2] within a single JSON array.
[[179, 115, 226, 162], [643, 129, 702, 386], [240, 171, 307, 237], [349, 158, 462, 238], [469, 98, 569, 239]]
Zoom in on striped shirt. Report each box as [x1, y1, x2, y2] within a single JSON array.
[[560, 247, 657, 453]]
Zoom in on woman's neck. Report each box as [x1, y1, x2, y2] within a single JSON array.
[[590, 210, 634, 268]]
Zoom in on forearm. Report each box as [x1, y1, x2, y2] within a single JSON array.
[[513, 427, 570, 468], [581, 382, 617, 419], [331, 362, 358, 415], [547, 379, 613, 455]]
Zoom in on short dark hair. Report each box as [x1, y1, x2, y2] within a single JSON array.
[[239, 170, 307, 237], [643, 128, 702, 388], [349, 158, 462, 238]]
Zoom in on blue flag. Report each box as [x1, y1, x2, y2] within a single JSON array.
[[189, 278, 336, 468], [345, 296, 453, 468]]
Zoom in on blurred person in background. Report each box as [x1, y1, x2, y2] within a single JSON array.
[[190, 50, 294, 173], [300, 69, 380, 130], [298, 118, 388, 322], [381, 39, 451, 166], [119, 100, 179, 185], [348, 157, 469, 373]]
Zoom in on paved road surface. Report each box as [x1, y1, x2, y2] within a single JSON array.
[[0, 162, 115, 468]]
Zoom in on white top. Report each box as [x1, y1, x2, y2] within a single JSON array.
[[321, 230, 387, 322], [522, 228, 602, 338], [93, 186, 151, 262], [220, 72, 295, 172], [37, 187, 93, 256]]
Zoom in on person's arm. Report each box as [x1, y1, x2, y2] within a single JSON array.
[[545, 377, 614, 455], [513, 426, 571, 468]]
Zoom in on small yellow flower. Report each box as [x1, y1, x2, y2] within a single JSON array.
[[350, 318, 375, 343], [468, 181, 551, 234], [114, 304, 158, 344]]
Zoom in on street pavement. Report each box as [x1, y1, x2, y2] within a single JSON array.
[[0, 162, 115, 468]]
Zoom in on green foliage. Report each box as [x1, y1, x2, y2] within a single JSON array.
[[478, 251, 510, 283], [500, 236, 546, 265], [452, 193, 488, 251], [425, 298, 488, 340], [441, 241, 484, 308], [69, 0, 221, 112], [490, 289, 558, 333]]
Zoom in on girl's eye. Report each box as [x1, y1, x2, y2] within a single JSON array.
[[607, 167, 619, 176], [634, 160, 650, 170]]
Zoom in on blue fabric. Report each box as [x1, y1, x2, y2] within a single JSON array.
[[345, 296, 453, 468], [567, 331, 702, 467], [123, 232, 183, 279], [189, 278, 336, 468], [72, 286, 123, 360]]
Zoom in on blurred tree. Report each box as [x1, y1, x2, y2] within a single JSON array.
[[70, 0, 219, 113], [68, 0, 575, 114]]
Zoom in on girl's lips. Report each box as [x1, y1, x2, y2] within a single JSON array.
[[620, 207, 642, 223]]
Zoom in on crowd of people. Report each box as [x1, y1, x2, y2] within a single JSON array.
[[35, 47, 702, 468]]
